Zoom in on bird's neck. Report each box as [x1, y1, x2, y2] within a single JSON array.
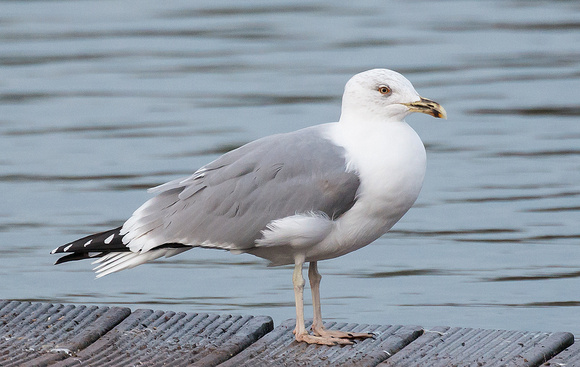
[[329, 117, 426, 203], [339, 109, 399, 126], [334, 116, 411, 153]]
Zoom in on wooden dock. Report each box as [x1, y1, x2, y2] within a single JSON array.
[[0, 300, 575, 366]]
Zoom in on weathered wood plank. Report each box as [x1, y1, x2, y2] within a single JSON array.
[[0, 300, 575, 366], [378, 325, 574, 367], [0, 300, 131, 367], [542, 339, 579, 366], [218, 318, 423, 367], [50, 308, 273, 367]]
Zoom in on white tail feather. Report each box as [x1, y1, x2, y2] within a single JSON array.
[[92, 248, 189, 278]]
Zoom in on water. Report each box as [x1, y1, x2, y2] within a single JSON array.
[[1, 0, 579, 336]]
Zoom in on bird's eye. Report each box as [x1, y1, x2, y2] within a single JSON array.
[[378, 86, 391, 95]]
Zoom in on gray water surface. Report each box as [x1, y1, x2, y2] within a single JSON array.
[[1, 0, 579, 335]]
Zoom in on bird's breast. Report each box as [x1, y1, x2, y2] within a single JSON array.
[[356, 125, 426, 220], [313, 121, 426, 259]]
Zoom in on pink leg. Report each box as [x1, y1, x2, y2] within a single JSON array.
[[292, 257, 352, 345], [308, 261, 374, 342]]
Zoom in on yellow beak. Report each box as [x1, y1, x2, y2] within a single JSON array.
[[402, 97, 447, 119]]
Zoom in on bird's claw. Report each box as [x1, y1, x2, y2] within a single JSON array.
[[293, 325, 374, 345], [311, 325, 375, 340], [295, 332, 354, 346]]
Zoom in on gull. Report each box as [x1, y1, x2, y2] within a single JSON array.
[[51, 69, 446, 345]]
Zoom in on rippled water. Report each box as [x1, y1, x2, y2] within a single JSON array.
[[1, 0, 579, 335]]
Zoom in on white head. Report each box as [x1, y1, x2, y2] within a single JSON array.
[[340, 69, 446, 123]]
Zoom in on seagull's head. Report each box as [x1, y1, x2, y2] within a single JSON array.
[[340, 69, 447, 123]]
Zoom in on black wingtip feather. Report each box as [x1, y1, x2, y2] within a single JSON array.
[[54, 251, 103, 265], [52, 227, 191, 265], [52, 226, 130, 265]]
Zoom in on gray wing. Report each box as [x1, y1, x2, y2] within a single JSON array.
[[121, 124, 360, 253]]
